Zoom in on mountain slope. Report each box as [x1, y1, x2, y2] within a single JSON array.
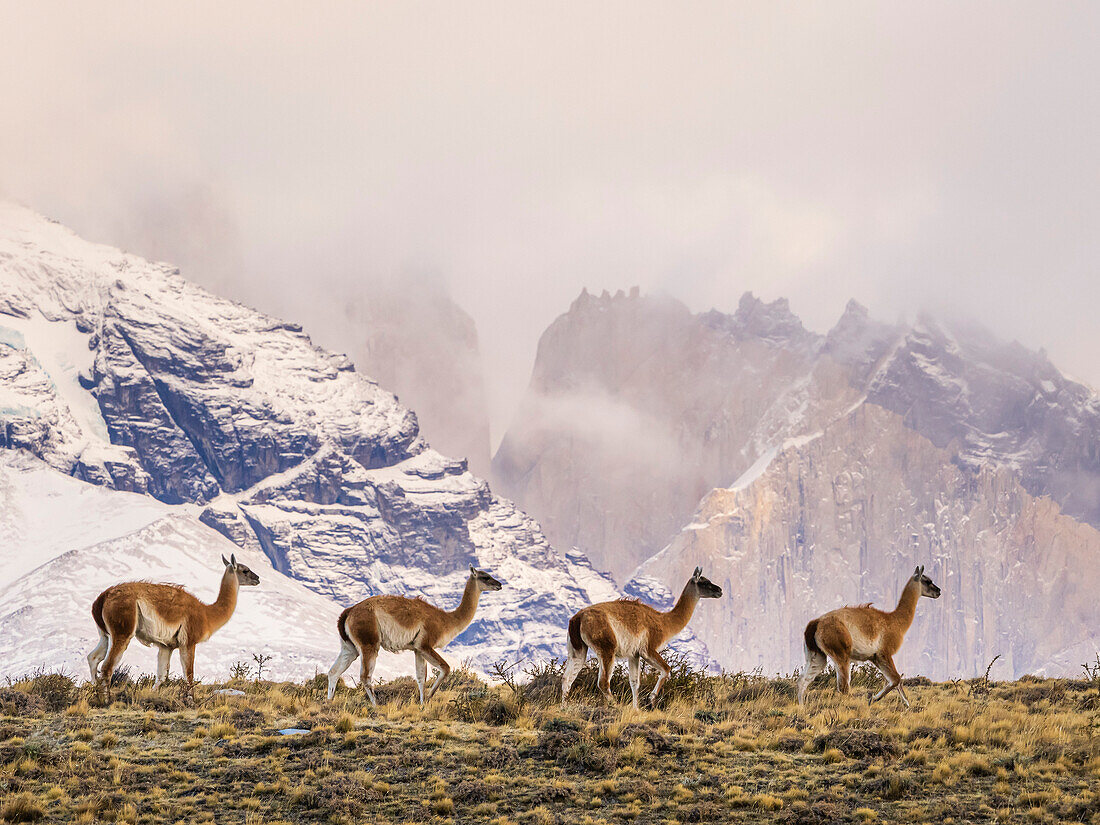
[[0, 203, 621, 674]]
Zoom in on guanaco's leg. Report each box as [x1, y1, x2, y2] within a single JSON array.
[[416, 645, 452, 704], [871, 654, 909, 707], [327, 639, 360, 701], [595, 647, 616, 705], [99, 603, 137, 698], [87, 631, 108, 682], [833, 655, 852, 694], [627, 655, 641, 709], [560, 643, 589, 705], [642, 647, 672, 706], [179, 644, 197, 691], [414, 652, 428, 705], [359, 645, 380, 707], [155, 646, 172, 687], [895, 679, 911, 707], [798, 648, 828, 705], [99, 634, 133, 700]]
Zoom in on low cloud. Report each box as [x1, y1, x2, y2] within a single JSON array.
[[2, 2, 1098, 443]]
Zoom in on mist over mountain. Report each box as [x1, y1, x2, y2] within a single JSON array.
[[306, 278, 493, 480], [494, 287, 1100, 677]]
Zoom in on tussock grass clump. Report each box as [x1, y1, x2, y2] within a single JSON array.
[[26, 671, 76, 712], [0, 689, 42, 716], [0, 792, 45, 823], [812, 729, 899, 760]]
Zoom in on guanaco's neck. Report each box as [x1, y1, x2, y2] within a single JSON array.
[[890, 578, 920, 632], [203, 569, 240, 632], [447, 576, 481, 632], [660, 582, 700, 643]]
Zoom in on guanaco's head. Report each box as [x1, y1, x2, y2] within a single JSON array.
[[222, 554, 261, 587], [688, 567, 723, 599], [469, 565, 503, 592], [912, 565, 940, 599]]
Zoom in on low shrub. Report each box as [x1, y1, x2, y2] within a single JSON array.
[[29, 672, 75, 712], [812, 729, 898, 760], [448, 688, 520, 726], [0, 689, 43, 716]]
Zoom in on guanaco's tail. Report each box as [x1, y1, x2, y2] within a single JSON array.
[[91, 590, 109, 634], [337, 607, 352, 643], [567, 612, 584, 653], [804, 618, 823, 658]]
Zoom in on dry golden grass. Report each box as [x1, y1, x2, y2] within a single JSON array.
[[0, 664, 1097, 823]]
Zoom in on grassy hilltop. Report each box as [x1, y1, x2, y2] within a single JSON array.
[[1, 659, 1098, 824]]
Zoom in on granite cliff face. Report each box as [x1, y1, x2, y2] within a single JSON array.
[[493, 288, 860, 580], [634, 404, 1100, 680], [857, 314, 1100, 530], [494, 289, 874, 580], [0, 204, 630, 672]]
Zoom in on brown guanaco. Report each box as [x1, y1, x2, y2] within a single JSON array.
[[798, 565, 941, 706]]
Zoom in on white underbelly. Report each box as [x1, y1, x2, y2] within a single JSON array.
[[848, 628, 880, 661], [605, 618, 648, 658], [376, 613, 422, 653], [134, 601, 184, 648]]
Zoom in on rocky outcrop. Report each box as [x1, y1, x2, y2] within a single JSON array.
[[861, 313, 1100, 529]]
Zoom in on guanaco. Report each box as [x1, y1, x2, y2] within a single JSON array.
[[798, 565, 941, 706], [561, 567, 722, 708], [87, 554, 260, 696], [327, 565, 504, 705]]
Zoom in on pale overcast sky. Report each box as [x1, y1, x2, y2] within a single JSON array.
[[2, 2, 1098, 440]]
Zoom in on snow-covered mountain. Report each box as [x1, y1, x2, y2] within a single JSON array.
[[495, 288, 1100, 677], [0, 203, 662, 680]]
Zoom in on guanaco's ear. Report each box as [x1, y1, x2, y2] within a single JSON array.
[[230, 553, 237, 567], [222, 554, 230, 567], [692, 566, 702, 580], [470, 564, 477, 575]]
